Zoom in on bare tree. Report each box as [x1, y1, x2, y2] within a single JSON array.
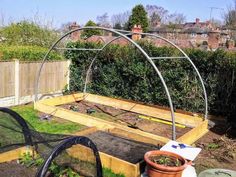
[[211, 18, 223, 27], [111, 11, 130, 27], [149, 12, 161, 28], [146, 5, 169, 23], [224, 0, 236, 27], [0, 12, 5, 27], [60, 22, 74, 33], [96, 13, 110, 26], [167, 13, 186, 24]]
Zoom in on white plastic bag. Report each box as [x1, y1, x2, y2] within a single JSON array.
[[182, 165, 197, 177]]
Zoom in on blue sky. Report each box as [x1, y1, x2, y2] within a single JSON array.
[[0, 0, 234, 28]]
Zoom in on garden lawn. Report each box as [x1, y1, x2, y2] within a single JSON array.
[[12, 104, 84, 134], [11, 104, 125, 177]]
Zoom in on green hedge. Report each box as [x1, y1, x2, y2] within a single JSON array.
[[0, 45, 63, 61], [65, 41, 236, 121]]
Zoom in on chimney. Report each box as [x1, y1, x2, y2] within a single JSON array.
[[108, 32, 113, 37], [208, 31, 220, 50], [69, 22, 81, 41], [226, 39, 235, 50], [196, 18, 200, 24], [132, 25, 143, 41]]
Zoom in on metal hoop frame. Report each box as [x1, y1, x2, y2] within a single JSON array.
[[36, 136, 103, 177], [35, 26, 208, 140]]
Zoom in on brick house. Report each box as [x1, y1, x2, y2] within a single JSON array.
[[69, 22, 81, 41], [149, 18, 232, 50], [68, 20, 234, 50]]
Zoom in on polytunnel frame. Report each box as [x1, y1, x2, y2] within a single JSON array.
[[35, 26, 208, 141]]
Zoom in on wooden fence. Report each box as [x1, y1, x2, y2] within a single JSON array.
[[0, 60, 70, 106]]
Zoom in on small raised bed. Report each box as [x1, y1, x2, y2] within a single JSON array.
[[70, 127, 160, 177]]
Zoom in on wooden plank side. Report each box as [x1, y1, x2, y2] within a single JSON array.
[[72, 127, 98, 136], [67, 144, 140, 177], [177, 120, 209, 145], [34, 102, 170, 144], [0, 146, 33, 163], [84, 93, 203, 127], [99, 152, 140, 177], [108, 128, 165, 146], [37, 93, 84, 106], [38, 93, 203, 127], [0, 62, 15, 98], [34, 102, 114, 130]]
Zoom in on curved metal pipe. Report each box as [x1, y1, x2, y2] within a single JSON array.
[[83, 34, 132, 95], [138, 33, 208, 120], [112, 28, 208, 120], [35, 26, 208, 140]]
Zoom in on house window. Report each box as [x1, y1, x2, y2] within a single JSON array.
[[202, 34, 207, 38], [191, 33, 196, 37]]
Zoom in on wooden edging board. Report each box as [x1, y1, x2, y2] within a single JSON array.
[[39, 93, 204, 127], [0, 127, 141, 177], [0, 146, 33, 163], [34, 92, 208, 145], [68, 127, 142, 177], [35, 101, 170, 144]]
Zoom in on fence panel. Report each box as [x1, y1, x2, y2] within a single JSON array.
[[19, 61, 68, 97], [0, 61, 15, 98]]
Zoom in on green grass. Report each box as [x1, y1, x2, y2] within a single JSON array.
[[4, 105, 126, 177], [103, 168, 125, 177], [12, 104, 84, 134]]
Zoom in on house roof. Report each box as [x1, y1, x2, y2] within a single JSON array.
[[86, 35, 129, 45]]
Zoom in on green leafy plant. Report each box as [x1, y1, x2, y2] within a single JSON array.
[[151, 155, 181, 167], [0, 21, 59, 47], [49, 163, 80, 177], [103, 168, 125, 177], [207, 143, 220, 150], [80, 20, 102, 39], [69, 105, 79, 112], [19, 152, 44, 168], [19, 153, 80, 177], [127, 4, 149, 32], [0, 45, 63, 61], [19, 152, 124, 177]]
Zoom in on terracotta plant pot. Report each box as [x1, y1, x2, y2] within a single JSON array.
[[144, 150, 187, 177]]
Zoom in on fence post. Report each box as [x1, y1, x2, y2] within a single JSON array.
[[14, 59, 20, 105], [66, 59, 71, 91]]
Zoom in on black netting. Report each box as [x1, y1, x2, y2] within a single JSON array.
[[0, 108, 32, 153], [0, 108, 102, 177], [0, 107, 69, 154], [36, 136, 102, 177]]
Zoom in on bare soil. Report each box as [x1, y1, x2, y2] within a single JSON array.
[[86, 131, 159, 164], [0, 160, 37, 177], [59, 101, 191, 139], [194, 122, 236, 173]]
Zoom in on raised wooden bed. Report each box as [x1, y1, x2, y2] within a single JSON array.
[[0, 127, 158, 177], [70, 127, 159, 177], [35, 93, 208, 144], [34, 92, 209, 177]]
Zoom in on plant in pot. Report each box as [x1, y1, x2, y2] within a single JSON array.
[[144, 150, 187, 177]]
